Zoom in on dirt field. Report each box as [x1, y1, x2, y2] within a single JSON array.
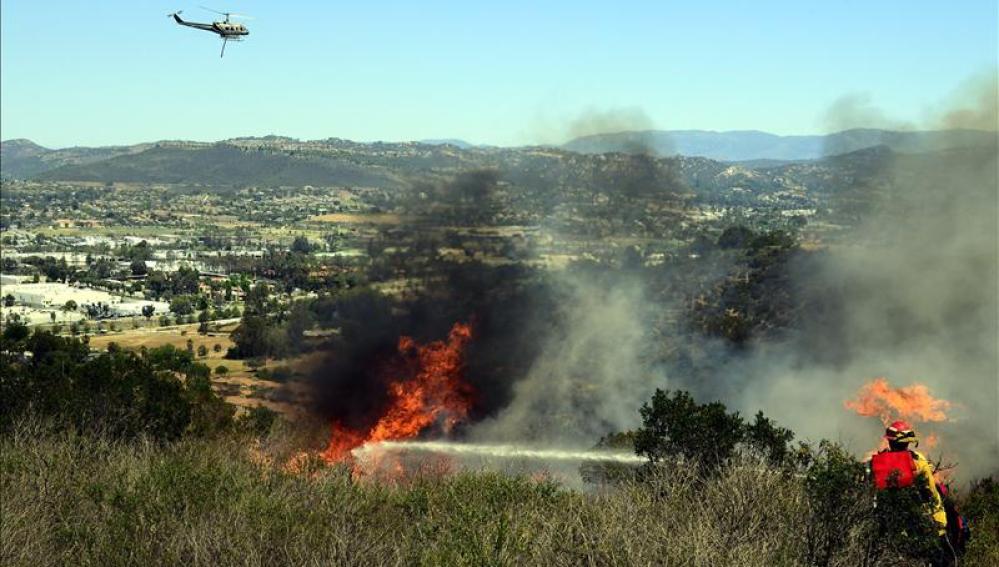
[[86, 322, 310, 415], [308, 212, 413, 225]]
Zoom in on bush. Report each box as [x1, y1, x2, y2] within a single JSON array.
[[215, 365, 228, 375], [237, 405, 278, 435], [4, 426, 963, 567], [0, 332, 232, 441], [633, 389, 793, 474], [800, 441, 879, 565], [958, 477, 999, 565]]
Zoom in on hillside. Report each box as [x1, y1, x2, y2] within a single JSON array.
[[6, 129, 992, 191], [19, 138, 725, 197], [0, 139, 160, 179], [34, 143, 407, 188], [562, 128, 996, 161], [6, 135, 981, 217]]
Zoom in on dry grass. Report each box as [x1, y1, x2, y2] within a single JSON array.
[[4, 423, 969, 567], [88, 326, 235, 354], [308, 213, 412, 225], [84, 325, 317, 413]]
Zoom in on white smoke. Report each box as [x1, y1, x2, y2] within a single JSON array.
[[731, 71, 998, 480], [470, 274, 662, 446]]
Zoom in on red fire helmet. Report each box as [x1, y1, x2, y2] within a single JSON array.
[[884, 420, 917, 443]]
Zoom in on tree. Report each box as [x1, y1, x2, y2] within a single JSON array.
[[141, 304, 156, 320], [634, 389, 745, 473], [63, 300, 78, 312], [633, 389, 793, 474], [197, 344, 208, 358], [174, 266, 200, 295], [215, 365, 228, 375], [717, 225, 754, 249], [50, 311, 56, 324], [291, 235, 314, 254], [146, 271, 169, 298], [169, 295, 194, 316], [130, 259, 148, 276], [2, 331, 234, 440], [230, 316, 276, 359], [186, 338, 194, 356], [285, 302, 315, 347], [3, 294, 14, 307], [244, 284, 270, 317]]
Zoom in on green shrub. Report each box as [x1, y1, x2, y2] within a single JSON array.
[[960, 477, 999, 565], [0, 331, 232, 441], [237, 405, 278, 435], [633, 389, 794, 474]]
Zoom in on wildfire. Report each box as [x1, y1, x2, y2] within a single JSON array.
[[844, 377, 952, 425], [320, 322, 475, 466], [845, 377, 954, 478]]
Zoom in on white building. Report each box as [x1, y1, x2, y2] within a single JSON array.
[[1, 283, 172, 319]]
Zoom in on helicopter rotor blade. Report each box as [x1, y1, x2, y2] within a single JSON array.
[[199, 6, 253, 20]]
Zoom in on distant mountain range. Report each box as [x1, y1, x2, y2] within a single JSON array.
[[0, 138, 161, 179], [2, 130, 994, 191], [562, 128, 996, 162]]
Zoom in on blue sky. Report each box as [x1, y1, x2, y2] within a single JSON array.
[[1, 1, 996, 148]]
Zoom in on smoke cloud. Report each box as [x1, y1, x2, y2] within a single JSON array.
[[470, 274, 661, 445], [473, 73, 998, 480], [304, 75, 996, 481], [731, 72, 998, 479], [823, 93, 916, 134], [567, 107, 655, 140]]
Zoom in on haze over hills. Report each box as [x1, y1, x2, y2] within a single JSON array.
[[1, 129, 993, 197], [561, 128, 996, 161], [4, 128, 994, 182]]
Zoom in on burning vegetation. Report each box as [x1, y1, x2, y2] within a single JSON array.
[[845, 377, 953, 425], [320, 322, 475, 466], [845, 377, 956, 475]]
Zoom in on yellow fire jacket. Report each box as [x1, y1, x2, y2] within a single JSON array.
[[910, 450, 948, 535]]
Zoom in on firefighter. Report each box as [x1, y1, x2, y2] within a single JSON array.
[[870, 420, 953, 564]]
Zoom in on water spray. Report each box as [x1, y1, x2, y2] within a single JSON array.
[[352, 440, 646, 463]]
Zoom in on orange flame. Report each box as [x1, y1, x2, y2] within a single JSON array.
[[320, 322, 475, 466], [844, 377, 952, 425], [845, 377, 954, 480]]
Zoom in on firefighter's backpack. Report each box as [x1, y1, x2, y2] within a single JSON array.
[[871, 450, 916, 489]]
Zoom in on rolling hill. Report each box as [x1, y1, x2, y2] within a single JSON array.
[[562, 128, 996, 161]]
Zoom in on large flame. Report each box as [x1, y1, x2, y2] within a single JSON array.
[[845, 377, 954, 478], [844, 377, 952, 425], [320, 322, 475, 465]]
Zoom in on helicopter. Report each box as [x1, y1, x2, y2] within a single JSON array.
[[168, 7, 250, 58]]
